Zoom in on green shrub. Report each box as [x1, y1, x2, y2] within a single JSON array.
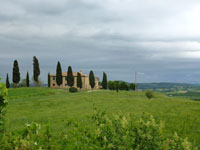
[[69, 87, 78, 93], [145, 89, 154, 99], [119, 82, 129, 91], [2, 122, 54, 150], [0, 77, 8, 142], [1, 108, 196, 149], [60, 108, 195, 150]]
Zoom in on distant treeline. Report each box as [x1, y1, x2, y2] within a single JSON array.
[[136, 83, 200, 91]]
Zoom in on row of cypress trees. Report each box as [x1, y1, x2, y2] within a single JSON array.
[[6, 58, 108, 90], [6, 56, 40, 88], [49, 61, 96, 89]]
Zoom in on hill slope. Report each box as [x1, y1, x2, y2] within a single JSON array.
[[6, 87, 200, 144]]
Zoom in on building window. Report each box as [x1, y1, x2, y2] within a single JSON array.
[[53, 76, 55, 80], [65, 77, 67, 80], [53, 84, 55, 86]]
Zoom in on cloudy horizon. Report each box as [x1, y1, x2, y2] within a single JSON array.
[[1, 0, 200, 83]]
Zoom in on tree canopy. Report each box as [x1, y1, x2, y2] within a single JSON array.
[[12, 60, 20, 85], [6, 74, 10, 88], [33, 56, 40, 83], [56, 61, 63, 86], [26, 72, 30, 87], [67, 66, 74, 87], [102, 72, 107, 89], [77, 72, 82, 89], [48, 73, 50, 88], [89, 70, 95, 89]]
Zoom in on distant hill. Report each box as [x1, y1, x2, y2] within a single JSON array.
[[136, 82, 200, 91]]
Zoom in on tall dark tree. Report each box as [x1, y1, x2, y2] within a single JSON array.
[[33, 56, 40, 83], [89, 70, 95, 90], [48, 73, 50, 88], [12, 60, 20, 86], [26, 72, 30, 87], [56, 61, 63, 87], [129, 83, 136, 91], [67, 66, 74, 87], [102, 72, 107, 89], [77, 72, 82, 89], [6, 74, 10, 88]]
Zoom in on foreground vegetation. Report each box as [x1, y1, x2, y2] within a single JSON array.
[[2, 108, 196, 149], [1, 87, 200, 149]]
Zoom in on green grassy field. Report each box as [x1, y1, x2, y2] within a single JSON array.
[[6, 87, 200, 145]]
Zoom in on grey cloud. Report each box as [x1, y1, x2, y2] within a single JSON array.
[[1, 0, 200, 83]]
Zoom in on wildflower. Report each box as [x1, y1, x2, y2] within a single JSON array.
[[96, 128, 101, 136]]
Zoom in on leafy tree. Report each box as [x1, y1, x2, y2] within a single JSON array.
[[6, 74, 10, 88], [114, 81, 119, 92], [77, 72, 82, 89], [48, 73, 50, 88], [12, 60, 20, 86], [119, 82, 129, 91], [89, 70, 95, 90], [108, 81, 115, 90], [67, 66, 74, 87], [56, 61, 63, 87], [102, 72, 107, 89], [33, 56, 40, 83], [130, 83, 136, 91], [26, 72, 30, 87]]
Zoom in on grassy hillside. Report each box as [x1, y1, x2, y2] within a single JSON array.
[[6, 87, 200, 145]]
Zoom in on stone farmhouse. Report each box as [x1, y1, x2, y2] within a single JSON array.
[[50, 71, 99, 89]]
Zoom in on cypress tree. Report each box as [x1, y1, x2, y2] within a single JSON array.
[[33, 56, 40, 83], [12, 60, 20, 86], [48, 73, 50, 88], [56, 61, 63, 87], [6, 74, 10, 88], [102, 72, 107, 89], [67, 66, 74, 87], [77, 72, 82, 89], [26, 72, 29, 87], [89, 70, 95, 90]]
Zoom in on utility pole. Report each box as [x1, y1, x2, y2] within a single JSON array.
[[135, 72, 137, 91]]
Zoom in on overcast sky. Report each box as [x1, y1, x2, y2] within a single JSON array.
[[1, 0, 200, 83]]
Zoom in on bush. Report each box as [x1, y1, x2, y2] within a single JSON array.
[[119, 82, 129, 91], [145, 89, 154, 99], [69, 87, 78, 93], [2, 122, 54, 150], [0, 77, 8, 146], [1, 108, 196, 149], [61, 109, 195, 149]]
